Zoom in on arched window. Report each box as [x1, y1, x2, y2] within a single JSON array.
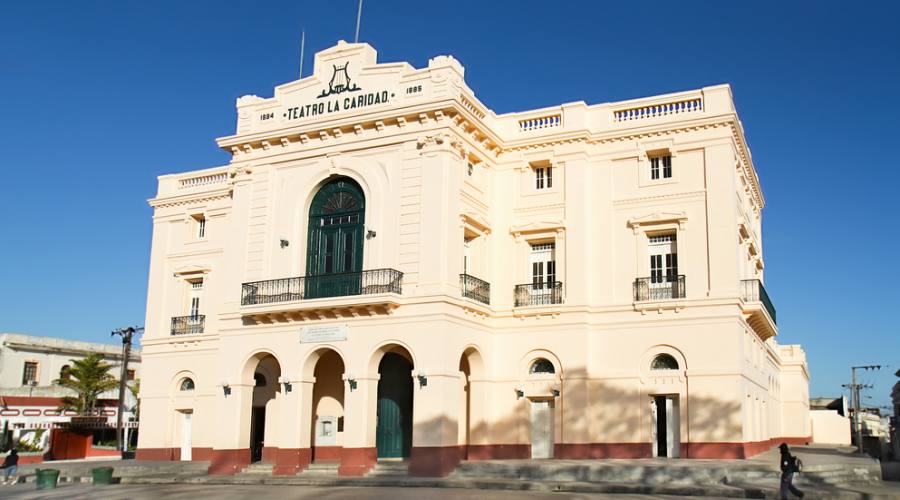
[[254, 373, 267, 387], [529, 358, 555, 374], [59, 365, 71, 382], [179, 378, 195, 391], [305, 178, 366, 299], [651, 354, 679, 370]]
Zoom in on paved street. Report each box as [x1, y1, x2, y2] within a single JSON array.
[[0, 484, 709, 500]]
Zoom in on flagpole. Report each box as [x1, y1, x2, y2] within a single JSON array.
[[299, 29, 306, 78], [354, 0, 363, 43]]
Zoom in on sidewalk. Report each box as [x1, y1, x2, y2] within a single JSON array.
[[6, 445, 900, 499]]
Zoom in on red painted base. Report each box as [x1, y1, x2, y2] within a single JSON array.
[[409, 446, 463, 477], [312, 445, 342, 462], [272, 448, 311, 475], [467, 444, 530, 460], [135, 447, 213, 461], [208, 448, 251, 475], [338, 447, 376, 477], [555, 443, 652, 459]]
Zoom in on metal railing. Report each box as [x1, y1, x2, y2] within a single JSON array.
[[241, 268, 403, 305], [514, 281, 563, 307], [741, 279, 777, 324], [633, 275, 686, 302], [171, 315, 205, 335], [460, 274, 490, 305]]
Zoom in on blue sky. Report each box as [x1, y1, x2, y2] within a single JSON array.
[[1, 1, 897, 408]]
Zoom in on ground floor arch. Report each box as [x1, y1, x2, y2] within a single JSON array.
[[246, 353, 281, 463], [308, 348, 345, 462], [375, 348, 414, 459]]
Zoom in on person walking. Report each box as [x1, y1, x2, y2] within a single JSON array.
[[0, 449, 18, 486], [779, 443, 804, 499]]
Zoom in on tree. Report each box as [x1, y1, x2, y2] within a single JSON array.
[[54, 353, 119, 413], [128, 378, 140, 420]]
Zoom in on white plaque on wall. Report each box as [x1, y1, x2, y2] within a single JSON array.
[[300, 323, 348, 343]]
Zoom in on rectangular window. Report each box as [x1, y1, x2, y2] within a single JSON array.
[[126, 369, 136, 381], [534, 167, 552, 190], [650, 155, 672, 180], [192, 214, 206, 239], [188, 279, 202, 317], [649, 234, 677, 283], [530, 243, 556, 289], [22, 361, 38, 385]]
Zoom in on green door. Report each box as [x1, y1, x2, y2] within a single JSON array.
[[306, 179, 365, 299], [376, 353, 413, 458]]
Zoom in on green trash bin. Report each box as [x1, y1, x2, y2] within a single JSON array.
[[35, 468, 60, 490], [91, 467, 115, 485]]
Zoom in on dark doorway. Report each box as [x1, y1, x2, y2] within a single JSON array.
[[654, 396, 667, 457], [250, 406, 266, 463], [306, 178, 365, 299], [376, 352, 413, 459]]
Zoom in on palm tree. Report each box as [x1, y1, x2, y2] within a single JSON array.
[[55, 353, 119, 414]]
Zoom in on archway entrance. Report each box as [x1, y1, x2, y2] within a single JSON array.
[[248, 354, 280, 463], [306, 177, 365, 299], [459, 355, 472, 460], [376, 351, 413, 459], [310, 350, 345, 462]]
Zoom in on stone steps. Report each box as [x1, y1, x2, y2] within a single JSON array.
[[366, 460, 410, 478], [299, 461, 340, 477]]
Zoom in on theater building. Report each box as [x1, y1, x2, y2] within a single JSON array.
[[136, 41, 810, 476]]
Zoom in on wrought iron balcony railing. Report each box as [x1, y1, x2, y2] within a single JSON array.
[[514, 281, 563, 307], [171, 315, 205, 335], [741, 279, 776, 324], [241, 268, 403, 306], [633, 275, 686, 302], [460, 273, 490, 305]]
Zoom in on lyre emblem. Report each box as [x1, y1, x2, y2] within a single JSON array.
[[318, 62, 361, 98]]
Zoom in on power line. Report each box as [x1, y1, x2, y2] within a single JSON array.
[[843, 364, 881, 454]]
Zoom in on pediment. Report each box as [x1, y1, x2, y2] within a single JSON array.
[[509, 220, 565, 235], [173, 265, 211, 276], [231, 41, 464, 136], [627, 211, 687, 229]]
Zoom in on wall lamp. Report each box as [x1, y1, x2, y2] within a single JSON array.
[[278, 376, 292, 393], [344, 374, 357, 391], [416, 371, 428, 388], [515, 386, 524, 399], [280, 239, 290, 248], [552, 384, 560, 397], [221, 380, 231, 397], [366, 229, 377, 240]]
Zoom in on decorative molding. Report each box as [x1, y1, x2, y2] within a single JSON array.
[[627, 211, 688, 233], [613, 190, 705, 206]]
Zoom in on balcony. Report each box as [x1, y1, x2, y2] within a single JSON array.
[[171, 315, 204, 336], [741, 279, 777, 340], [242, 269, 402, 305], [514, 281, 563, 307], [633, 275, 686, 302], [460, 274, 490, 305], [240, 269, 403, 323]]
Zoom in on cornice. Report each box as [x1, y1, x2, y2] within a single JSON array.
[[148, 187, 233, 209], [613, 190, 706, 206]]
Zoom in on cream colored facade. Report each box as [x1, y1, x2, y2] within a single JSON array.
[[136, 41, 809, 476]]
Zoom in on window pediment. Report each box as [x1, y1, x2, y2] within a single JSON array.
[[627, 211, 687, 233]]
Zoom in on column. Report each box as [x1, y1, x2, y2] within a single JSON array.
[[409, 371, 461, 476], [338, 373, 378, 476]]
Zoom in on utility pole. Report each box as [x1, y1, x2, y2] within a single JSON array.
[[112, 326, 143, 454], [843, 364, 881, 454]]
